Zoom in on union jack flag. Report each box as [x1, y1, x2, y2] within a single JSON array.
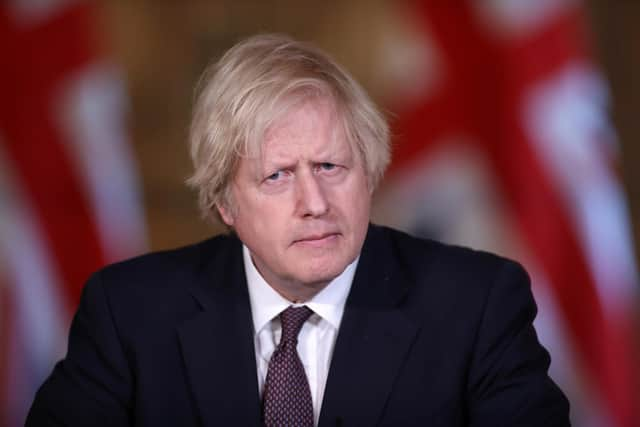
[[0, 2, 146, 425], [375, 2, 638, 426]]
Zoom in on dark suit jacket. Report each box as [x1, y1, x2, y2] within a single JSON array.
[[27, 225, 570, 426]]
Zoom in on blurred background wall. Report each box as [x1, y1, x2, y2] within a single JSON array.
[[99, 1, 640, 253], [1, 1, 638, 426]]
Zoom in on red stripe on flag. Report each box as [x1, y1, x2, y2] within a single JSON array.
[[491, 9, 634, 426], [0, 4, 107, 312], [499, 57, 634, 427]]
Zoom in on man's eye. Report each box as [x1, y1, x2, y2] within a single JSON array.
[[320, 162, 336, 171], [266, 171, 283, 181]]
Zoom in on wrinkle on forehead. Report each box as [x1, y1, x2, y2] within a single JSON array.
[[264, 100, 343, 154], [248, 95, 349, 158]]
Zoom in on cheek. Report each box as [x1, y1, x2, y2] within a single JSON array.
[[353, 195, 371, 228], [335, 183, 371, 230], [235, 196, 288, 235]]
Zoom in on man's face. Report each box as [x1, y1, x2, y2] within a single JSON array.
[[218, 98, 371, 302]]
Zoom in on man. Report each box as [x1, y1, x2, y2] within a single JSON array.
[[27, 34, 570, 426]]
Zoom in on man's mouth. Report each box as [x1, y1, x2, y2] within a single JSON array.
[[292, 232, 340, 246]]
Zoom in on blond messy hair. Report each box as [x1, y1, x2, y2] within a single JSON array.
[[186, 33, 390, 224]]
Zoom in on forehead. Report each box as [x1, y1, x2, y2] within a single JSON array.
[[268, 98, 335, 140], [259, 97, 355, 159]]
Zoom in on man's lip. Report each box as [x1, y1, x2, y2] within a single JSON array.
[[293, 232, 339, 243]]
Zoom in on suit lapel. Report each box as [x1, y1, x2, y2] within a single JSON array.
[[319, 226, 420, 427], [177, 236, 262, 426]]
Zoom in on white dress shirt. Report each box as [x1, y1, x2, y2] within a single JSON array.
[[243, 245, 357, 426]]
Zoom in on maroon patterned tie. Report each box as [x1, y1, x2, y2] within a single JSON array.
[[263, 305, 314, 427]]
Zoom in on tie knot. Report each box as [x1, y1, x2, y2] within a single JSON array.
[[279, 305, 313, 343]]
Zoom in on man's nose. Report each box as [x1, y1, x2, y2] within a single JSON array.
[[295, 171, 329, 217]]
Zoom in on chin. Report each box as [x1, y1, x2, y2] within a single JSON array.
[[296, 257, 351, 286]]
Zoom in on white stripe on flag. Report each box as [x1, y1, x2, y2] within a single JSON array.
[[56, 63, 147, 261], [524, 64, 639, 311], [0, 135, 68, 424]]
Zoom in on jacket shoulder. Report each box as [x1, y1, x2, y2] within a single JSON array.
[[370, 224, 523, 280], [95, 232, 240, 291]]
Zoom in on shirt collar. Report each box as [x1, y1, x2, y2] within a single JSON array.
[[243, 245, 357, 334]]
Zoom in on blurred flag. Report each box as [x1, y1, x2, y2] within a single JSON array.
[[0, 2, 146, 425], [375, 1, 638, 426]]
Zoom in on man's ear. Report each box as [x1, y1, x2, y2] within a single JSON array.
[[216, 203, 235, 227]]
